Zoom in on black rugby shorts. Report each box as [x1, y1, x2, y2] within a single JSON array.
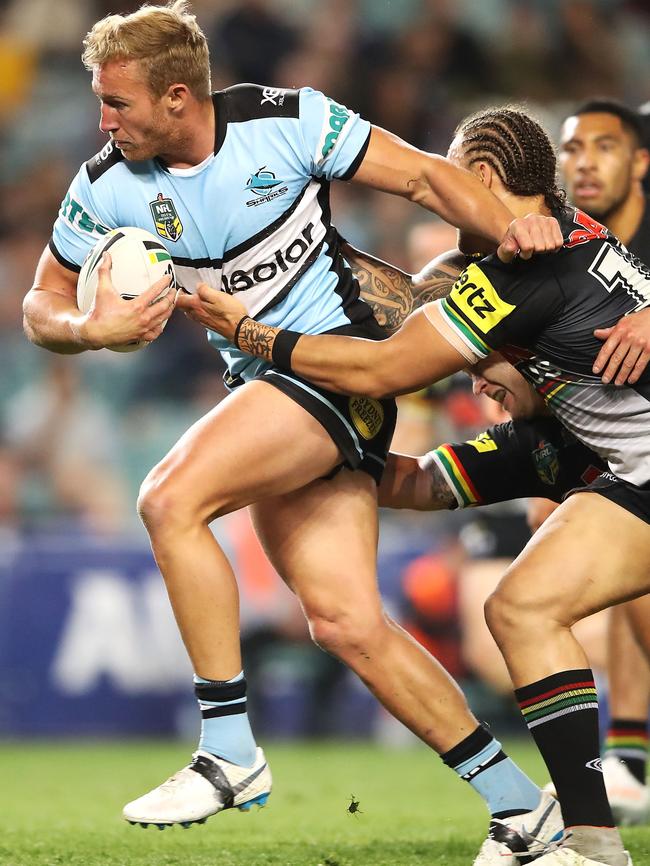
[[261, 367, 396, 485], [565, 472, 650, 525]]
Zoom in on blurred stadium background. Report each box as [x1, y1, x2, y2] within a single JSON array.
[[0, 0, 649, 759]]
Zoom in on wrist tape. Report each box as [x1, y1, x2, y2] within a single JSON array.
[[271, 329, 302, 370]]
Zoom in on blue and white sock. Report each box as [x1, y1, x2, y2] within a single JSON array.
[[194, 671, 257, 768], [441, 724, 541, 818]]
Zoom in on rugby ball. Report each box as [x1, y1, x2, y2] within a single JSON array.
[[77, 226, 176, 352]]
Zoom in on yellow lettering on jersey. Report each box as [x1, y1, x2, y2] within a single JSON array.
[[467, 432, 498, 453], [450, 264, 515, 334]]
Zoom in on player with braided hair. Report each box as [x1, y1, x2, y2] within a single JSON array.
[[186, 106, 650, 866], [459, 108, 566, 211]]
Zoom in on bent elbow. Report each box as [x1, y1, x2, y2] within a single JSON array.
[[22, 304, 45, 347], [22, 311, 38, 345]]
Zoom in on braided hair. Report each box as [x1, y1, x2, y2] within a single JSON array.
[[455, 107, 566, 212]]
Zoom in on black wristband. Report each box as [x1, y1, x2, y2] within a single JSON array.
[[233, 315, 252, 350], [271, 329, 302, 370]]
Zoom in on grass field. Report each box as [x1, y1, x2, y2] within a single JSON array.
[[0, 740, 648, 866]]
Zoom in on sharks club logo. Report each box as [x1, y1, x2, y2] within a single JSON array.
[[244, 166, 288, 207]]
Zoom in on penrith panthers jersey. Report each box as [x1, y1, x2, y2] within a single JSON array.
[[50, 84, 373, 383], [430, 415, 605, 509], [433, 207, 650, 486]]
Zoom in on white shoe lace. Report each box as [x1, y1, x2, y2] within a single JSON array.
[[508, 830, 571, 861]]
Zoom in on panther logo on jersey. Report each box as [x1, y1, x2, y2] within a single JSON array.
[[149, 193, 183, 242]]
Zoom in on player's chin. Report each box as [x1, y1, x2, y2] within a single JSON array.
[[117, 143, 153, 161]]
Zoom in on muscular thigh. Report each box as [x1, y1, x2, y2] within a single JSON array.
[[498, 492, 650, 625], [148, 380, 343, 520], [250, 467, 382, 619]]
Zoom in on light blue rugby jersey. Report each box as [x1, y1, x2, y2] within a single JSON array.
[[50, 84, 374, 384]]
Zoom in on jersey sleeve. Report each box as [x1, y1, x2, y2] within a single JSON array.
[[297, 87, 371, 181], [429, 417, 606, 509], [433, 258, 564, 359], [50, 163, 114, 272]]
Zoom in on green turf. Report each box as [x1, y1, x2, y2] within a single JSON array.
[[0, 739, 648, 865]]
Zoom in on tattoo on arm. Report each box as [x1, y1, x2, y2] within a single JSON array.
[[411, 251, 467, 310], [236, 317, 277, 361], [426, 457, 458, 510], [410, 268, 459, 309], [343, 241, 465, 335], [349, 259, 413, 335]]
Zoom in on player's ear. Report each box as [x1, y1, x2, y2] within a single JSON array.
[[165, 83, 190, 112], [476, 160, 494, 189], [632, 147, 650, 183]]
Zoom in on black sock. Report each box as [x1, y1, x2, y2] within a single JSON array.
[[516, 668, 614, 828], [604, 718, 648, 784]]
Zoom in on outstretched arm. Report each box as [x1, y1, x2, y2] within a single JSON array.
[[279, 308, 467, 397], [352, 127, 563, 261], [180, 282, 467, 399], [176, 245, 470, 396]]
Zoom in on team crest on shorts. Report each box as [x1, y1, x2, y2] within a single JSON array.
[[533, 439, 559, 486], [150, 192, 183, 241], [349, 397, 384, 440]]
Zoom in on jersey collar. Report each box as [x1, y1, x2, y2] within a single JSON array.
[[213, 91, 227, 156]]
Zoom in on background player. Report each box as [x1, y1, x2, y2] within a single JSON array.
[[557, 99, 650, 825], [560, 99, 650, 386], [21, 4, 565, 862], [559, 100, 650, 263], [186, 107, 650, 866]]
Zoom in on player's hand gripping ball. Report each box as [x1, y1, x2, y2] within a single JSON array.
[[77, 227, 176, 352]]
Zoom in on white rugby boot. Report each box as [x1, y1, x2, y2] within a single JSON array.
[[525, 827, 632, 866], [602, 754, 650, 826], [123, 747, 271, 829], [527, 854, 632, 866], [473, 790, 564, 865]]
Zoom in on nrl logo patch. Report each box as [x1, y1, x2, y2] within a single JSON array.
[[150, 192, 183, 241], [533, 439, 559, 486]]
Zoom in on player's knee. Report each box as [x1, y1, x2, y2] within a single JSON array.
[[137, 471, 167, 532], [484, 587, 530, 647], [308, 609, 384, 660], [137, 466, 190, 533]]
